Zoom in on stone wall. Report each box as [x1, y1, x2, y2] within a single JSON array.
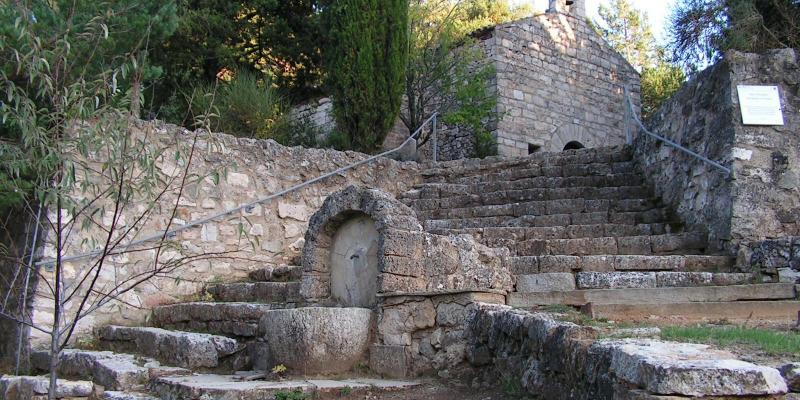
[[728, 50, 800, 243], [635, 49, 800, 252], [485, 11, 640, 157], [463, 303, 789, 399], [27, 120, 421, 348]]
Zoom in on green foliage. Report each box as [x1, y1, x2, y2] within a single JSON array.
[[595, 0, 686, 117], [185, 71, 284, 138], [597, 0, 657, 70], [235, 0, 325, 102], [323, 0, 409, 153], [454, 0, 533, 34], [661, 325, 800, 355], [274, 389, 310, 400], [669, 0, 800, 69], [640, 62, 686, 118], [403, 0, 502, 159], [148, 0, 242, 121]]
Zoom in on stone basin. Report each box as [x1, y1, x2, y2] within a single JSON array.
[[260, 307, 372, 374]]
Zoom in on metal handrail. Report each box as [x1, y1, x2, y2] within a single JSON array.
[[624, 88, 732, 177], [36, 112, 439, 266]]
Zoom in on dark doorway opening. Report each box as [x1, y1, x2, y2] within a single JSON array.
[[563, 141, 585, 151], [528, 143, 542, 155]]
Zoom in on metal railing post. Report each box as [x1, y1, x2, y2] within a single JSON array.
[[624, 86, 632, 144], [432, 114, 438, 163]]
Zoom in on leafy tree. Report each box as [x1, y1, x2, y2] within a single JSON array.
[[403, 0, 500, 157], [323, 0, 409, 153], [236, 0, 325, 103], [640, 60, 686, 118], [669, 0, 800, 68], [186, 71, 285, 138], [147, 0, 243, 122], [596, 0, 686, 117], [0, 0, 177, 211], [1, 3, 221, 397], [597, 0, 657, 71]]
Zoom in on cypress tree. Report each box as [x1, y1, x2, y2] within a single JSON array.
[[323, 0, 408, 153]]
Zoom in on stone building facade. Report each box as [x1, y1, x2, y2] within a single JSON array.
[[472, 0, 640, 158], [290, 0, 641, 161]]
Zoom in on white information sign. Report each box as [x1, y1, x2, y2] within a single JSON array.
[[737, 85, 784, 126]]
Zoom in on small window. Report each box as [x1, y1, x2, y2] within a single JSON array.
[[528, 144, 542, 155], [563, 141, 585, 151]]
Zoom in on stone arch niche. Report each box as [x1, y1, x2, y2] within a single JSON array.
[[300, 186, 424, 306]]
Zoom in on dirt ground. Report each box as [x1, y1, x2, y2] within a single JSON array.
[[315, 379, 520, 400]]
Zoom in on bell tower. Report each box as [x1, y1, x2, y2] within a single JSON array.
[[547, 0, 586, 18]]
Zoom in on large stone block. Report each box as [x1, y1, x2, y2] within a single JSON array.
[[516, 273, 576, 292], [97, 326, 239, 369], [260, 307, 372, 375], [597, 339, 788, 396], [369, 345, 410, 378], [576, 272, 656, 289]]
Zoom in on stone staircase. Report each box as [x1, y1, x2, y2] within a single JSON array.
[[401, 146, 800, 322], [29, 264, 420, 399]]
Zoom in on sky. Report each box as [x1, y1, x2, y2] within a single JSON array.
[[511, 0, 676, 43]]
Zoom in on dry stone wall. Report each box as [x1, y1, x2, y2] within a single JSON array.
[[27, 120, 421, 348], [464, 303, 789, 399], [635, 49, 800, 253]]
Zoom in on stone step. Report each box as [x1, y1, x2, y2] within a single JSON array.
[[30, 349, 189, 392], [97, 326, 241, 370], [0, 375, 94, 399], [205, 281, 301, 303], [515, 272, 755, 293], [592, 340, 788, 396], [403, 185, 653, 207], [416, 197, 663, 220], [508, 283, 797, 307], [399, 171, 644, 201], [152, 302, 293, 338], [430, 223, 683, 243], [584, 300, 800, 322], [152, 374, 421, 400], [423, 209, 672, 230], [247, 265, 302, 282], [421, 146, 633, 183], [511, 232, 707, 257], [428, 169, 643, 187], [102, 391, 160, 400], [507, 255, 736, 275], [576, 271, 755, 290]]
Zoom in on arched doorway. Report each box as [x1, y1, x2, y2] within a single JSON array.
[[563, 141, 585, 151]]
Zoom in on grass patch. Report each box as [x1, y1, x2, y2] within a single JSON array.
[[661, 325, 800, 355]]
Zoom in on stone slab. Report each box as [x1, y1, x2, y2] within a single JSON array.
[[97, 326, 239, 369], [576, 272, 657, 289], [516, 273, 576, 292], [0, 375, 94, 399], [30, 349, 170, 391], [585, 300, 800, 322], [152, 374, 420, 400], [206, 282, 301, 303], [101, 391, 160, 400], [594, 339, 787, 396], [508, 284, 797, 307]]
